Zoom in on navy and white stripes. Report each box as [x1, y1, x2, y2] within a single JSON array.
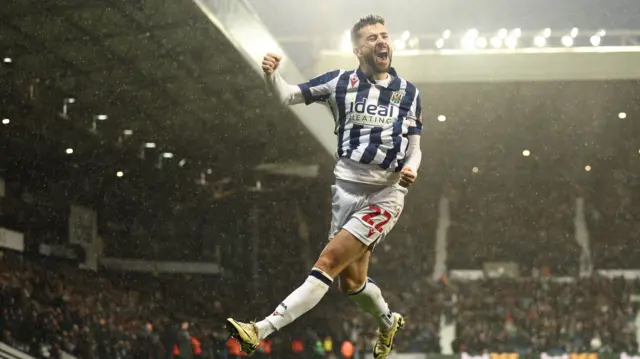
[[297, 67, 422, 171]]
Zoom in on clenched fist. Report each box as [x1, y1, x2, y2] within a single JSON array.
[[262, 52, 282, 75], [399, 166, 417, 188]]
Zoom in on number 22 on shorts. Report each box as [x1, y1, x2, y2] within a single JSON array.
[[361, 205, 393, 238]]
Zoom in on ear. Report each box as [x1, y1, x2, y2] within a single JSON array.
[[352, 45, 360, 58]]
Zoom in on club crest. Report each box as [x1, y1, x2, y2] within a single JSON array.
[[391, 92, 404, 105]]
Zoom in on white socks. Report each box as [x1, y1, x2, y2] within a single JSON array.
[[253, 273, 393, 339], [348, 278, 394, 331], [256, 268, 333, 340]]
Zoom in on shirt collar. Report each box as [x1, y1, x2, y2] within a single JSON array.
[[356, 67, 401, 91]]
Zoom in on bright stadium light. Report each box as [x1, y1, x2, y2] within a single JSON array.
[[442, 29, 452, 39], [511, 28, 522, 38], [340, 30, 351, 52], [3, 58, 11, 63], [570, 27, 579, 38], [466, 29, 479, 39], [435, 38, 445, 49], [522, 149, 531, 157], [394, 39, 407, 51], [534, 36, 547, 47], [178, 159, 187, 167], [585, 165, 592, 172], [498, 28, 508, 39], [619, 112, 627, 119], [162, 152, 174, 159], [437, 115, 447, 122], [61, 98, 76, 118], [116, 171, 124, 177], [505, 36, 518, 49], [145, 142, 156, 148], [123, 129, 133, 136], [461, 29, 479, 50], [597, 29, 606, 37], [2, 118, 9, 125], [561, 36, 574, 47], [475, 37, 488, 48], [490, 37, 503, 48], [91, 114, 108, 133], [472, 166, 479, 173], [461, 37, 475, 50], [401, 30, 411, 41], [590, 35, 601, 46], [543, 28, 552, 38], [66, 148, 74, 154]]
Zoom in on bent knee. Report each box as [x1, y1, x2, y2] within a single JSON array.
[[338, 275, 366, 294], [314, 254, 341, 276], [314, 247, 347, 275]]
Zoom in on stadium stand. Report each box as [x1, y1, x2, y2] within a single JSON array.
[[1, 0, 639, 359]]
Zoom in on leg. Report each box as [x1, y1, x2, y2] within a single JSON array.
[[337, 184, 408, 359], [339, 250, 394, 331], [226, 229, 368, 355]]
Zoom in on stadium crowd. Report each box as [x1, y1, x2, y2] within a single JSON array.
[[452, 277, 639, 354], [1, 171, 640, 359], [1, 246, 639, 359], [0, 251, 226, 359]]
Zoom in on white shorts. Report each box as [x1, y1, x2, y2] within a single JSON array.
[[328, 179, 408, 248]]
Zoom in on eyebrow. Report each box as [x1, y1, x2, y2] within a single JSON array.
[[367, 32, 388, 38]]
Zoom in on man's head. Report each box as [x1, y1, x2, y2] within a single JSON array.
[[350, 15, 392, 75]]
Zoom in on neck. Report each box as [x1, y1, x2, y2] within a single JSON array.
[[359, 64, 389, 81]]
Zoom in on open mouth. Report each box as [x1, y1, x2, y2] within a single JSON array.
[[375, 51, 389, 62]]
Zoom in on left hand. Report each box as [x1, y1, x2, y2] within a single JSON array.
[[399, 166, 417, 188]]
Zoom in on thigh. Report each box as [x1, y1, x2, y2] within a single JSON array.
[[343, 184, 408, 247], [338, 250, 371, 293], [315, 229, 369, 278]]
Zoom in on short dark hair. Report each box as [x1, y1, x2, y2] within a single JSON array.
[[350, 15, 386, 46]]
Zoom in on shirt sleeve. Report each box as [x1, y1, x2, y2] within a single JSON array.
[[266, 71, 305, 106], [404, 135, 422, 172], [297, 70, 344, 105], [407, 92, 423, 136]]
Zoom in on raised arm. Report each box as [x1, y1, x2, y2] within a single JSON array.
[[265, 70, 305, 106], [262, 52, 343, 107]]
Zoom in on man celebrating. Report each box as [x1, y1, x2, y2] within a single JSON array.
[[226, 14, 423, 359]]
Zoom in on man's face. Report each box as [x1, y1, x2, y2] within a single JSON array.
[[354, 23, 392, 73]]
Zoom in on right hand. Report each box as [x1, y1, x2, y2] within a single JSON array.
[[262, 52, 282, 75]]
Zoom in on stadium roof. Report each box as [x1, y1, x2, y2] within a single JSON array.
[[0, 0, 332, 208]]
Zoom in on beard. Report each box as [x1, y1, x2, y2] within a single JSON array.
[[364, 50, 392, 74]]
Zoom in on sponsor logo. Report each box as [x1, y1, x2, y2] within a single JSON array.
[[350, 77, 359, 88], [348, 98, 397, 126]]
